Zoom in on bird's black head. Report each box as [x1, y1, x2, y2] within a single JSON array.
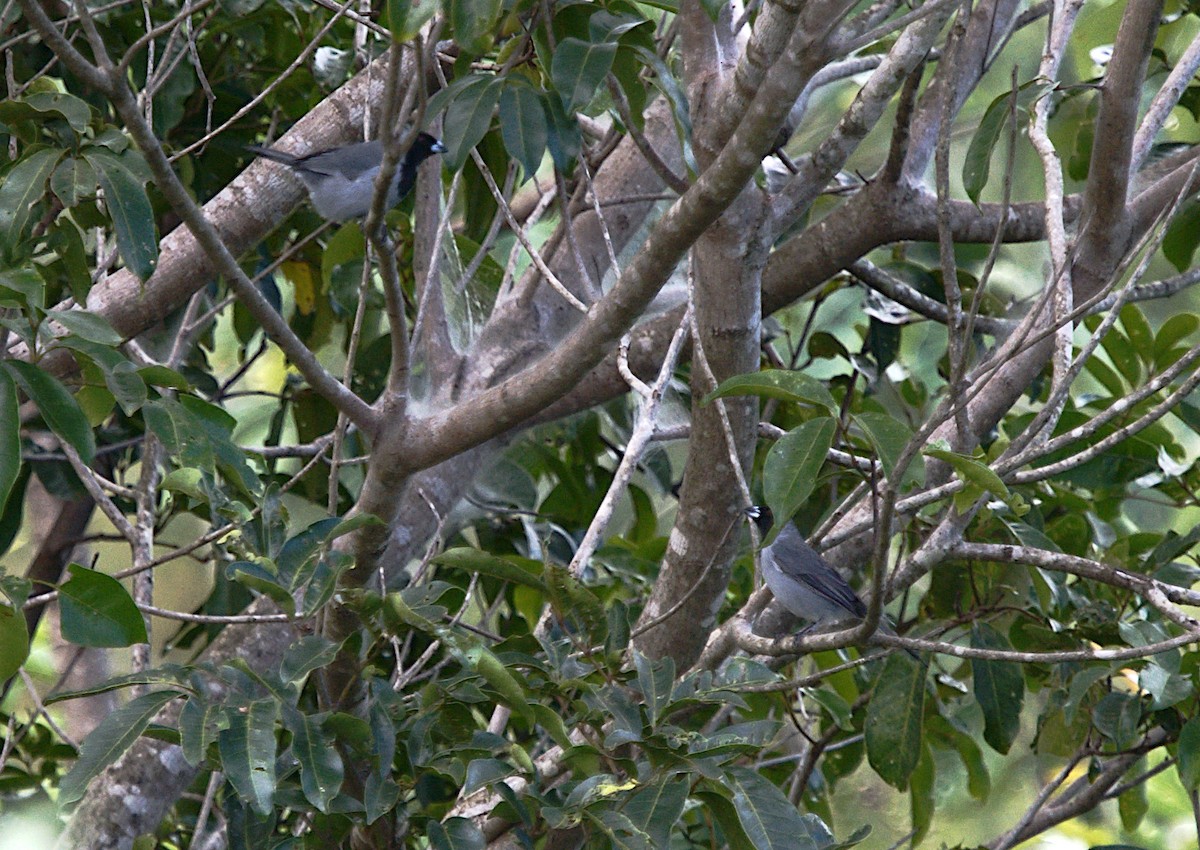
[[744, 505, 775, 537], [409, 132, 447, 164]]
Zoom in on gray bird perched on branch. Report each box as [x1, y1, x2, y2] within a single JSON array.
[[247, 132, 446, 222], [745, 505, 917, 658]]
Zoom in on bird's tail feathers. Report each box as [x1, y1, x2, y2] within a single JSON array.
[[246, 145, 299, 166]]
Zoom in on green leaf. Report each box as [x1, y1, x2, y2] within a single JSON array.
[[853, 411, 918, 486], [499, 82, 549, 180], [433, 547, 548, 590], [0, 147, 60, 254], [962, 92, 1009, 204], [47, 308, 125, 345], [219, 698, 279, 816], [924, 449, 1011, 501], [909, 743, 935, 843], [428, 817, 486, 850], [633, 650, 674, 729], [694, 784, 756, 850], [927, 715, 990, 800], [962, 81, 1057, 204], [385, 0, 439, 42], [450, 0, 501, 55], [279, 634, 340, 685], [82, 149, 158, 281], [1099, 328, 1140, 386], [971, 623, 1023, 754], [1092, 692, 1141, 751], [726, 766, 819, 850], [1164, 197, 1200, 272], [464, 645, 534, 722], [137, 365, 191, 391], [6, 356, 96, 465], [0, 91, 91, 133], [51, 155, 96, 208], [282, 706, 343, 812], [1154, 314, 1199, 366], [624, 775, 687, 849], [0, 367, 20, 514], [1118, 781, 1147, 832], [704, 369, 837, 413], [442, 75, 502, 171], [0, 601, 29, 680], [179, 695, 222, 767], [58, 564, 148, 647], [587, 810, 653, 850], [864, 652, 926, 789], [58, 690, 181, 805], [0, 267, 46, 310], [552, 38, 618, 113], [764, 417, 836, 526], [1177, 716, 1200, 789], [1119, 305, 1154, 363]]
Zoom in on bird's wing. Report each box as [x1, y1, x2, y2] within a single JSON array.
[[770, 530, 868, 618], [297, 141, 383, 177]]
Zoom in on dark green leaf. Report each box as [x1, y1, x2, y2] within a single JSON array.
[[1092, 692, 1140, 751], [633, 649, 674, 729], [47, 308, 124, 345], [82, 149, 158, 281], [51, 155, 96, 208], [1119, 305, 1154, 363], [499, 83, 548, 180], [58, 690, 181, 805], [963, 93, 1008, 203], [179, 695, 222, 767], [552, 38, 618, 112], [853, 412, 918, 486], [433, 547, 547, 590], [442, 75, 502, 171], [0, 267, 45, 310], [6, 356, 96, 465], [282, 706, 343, 812], [971, 623, 1023, 753], [864, 652, 926, 788], [0, 91, 91, 132], [1154, 314, 1199, 365], [624, 775, 687, 849], [386, 0, 439, 42], [0, 367, 19, 514], [219, 698, 279, 815], [764, 417, 836, 526], [1177, 716, 1200, 789], [924, 449, 1011, 501], [0, 147, 59, 254], [1164, 198, 1200, 272], [727, 766, 819, 850], [428, 817, 486, 850], [464, 645, 533, 722], [865, 318, 900, 369], [450, 0, 501, 54], [59, 564, 148, 647], [704, 369, 837, 413], [463, 758, 516, 795], [279, 634, 340, 684], [0, 601, 29, 680]]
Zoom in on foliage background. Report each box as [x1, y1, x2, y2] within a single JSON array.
[[4, 0, 1200, 849]]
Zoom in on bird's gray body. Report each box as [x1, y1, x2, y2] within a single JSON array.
[[248, 134, 445, 222], [759, 521, 870, 625], [746, 506, 911, 656]]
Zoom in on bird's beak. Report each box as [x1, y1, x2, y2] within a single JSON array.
[[431, 139, 448, 154]]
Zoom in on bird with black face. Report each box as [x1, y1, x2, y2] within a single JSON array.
[[247, 131, 447, 223], [745, 505, 917, 657]]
